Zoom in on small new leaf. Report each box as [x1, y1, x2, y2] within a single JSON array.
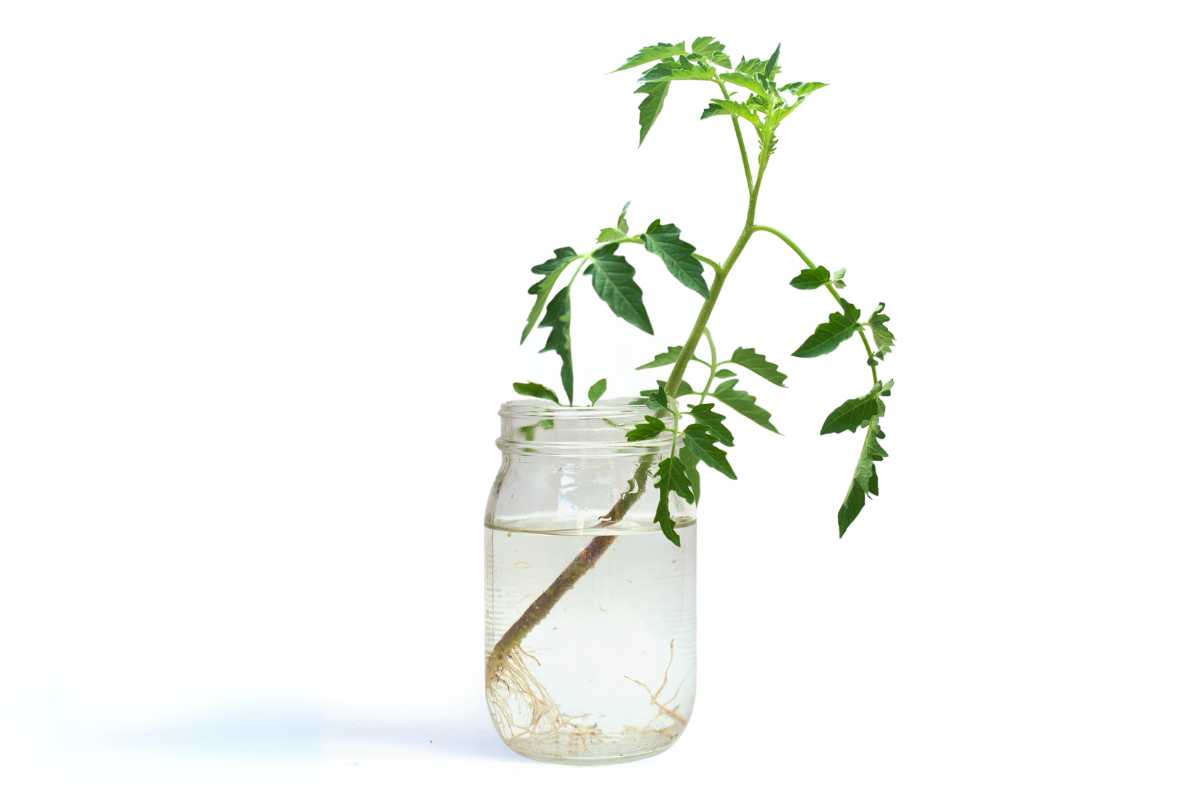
[[792, 303, 861, 358], [780, 81, 828, 98], [868, 303, 895, 360], [729, 347, 787, 386], [584, 245, 654, 334], [820, 390, 885, 435], [688, 403, 733, 446], [638, 346, 685, 370], [643, 219, 709, 297], [712, 379, 779, 433], [691, 36, 731, 68], [714, 368, 736, 378], [616, 42, 686, 71], [588, 378, 608, 406], [789, 266, 830, 290], [521, 247, 576, 343], [682, 423, 736, 479], [718, 71, 769, 96], [700, 99, 760, 128], [513, 382, 559, 404], [538, 287, 573, 403], [626, 415, 667, 442]]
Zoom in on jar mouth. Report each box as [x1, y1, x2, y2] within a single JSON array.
[[497, 396, 670, 450]]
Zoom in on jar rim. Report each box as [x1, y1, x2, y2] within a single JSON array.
[[498, 396, 649, 422]]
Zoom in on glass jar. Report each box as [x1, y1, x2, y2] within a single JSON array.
[[484, 398, 697, 764]]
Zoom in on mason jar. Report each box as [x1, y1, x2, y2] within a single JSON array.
[[484, 398, 697, 764]]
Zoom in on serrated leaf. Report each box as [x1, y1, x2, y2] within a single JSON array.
[[638, 345, 685, 370], [820, 390, 885, 435], [713, 379, 779, 433], [640, 57, 716, 83], [789, 265, 830, 290], [513, 382, 559, 404], [654, 481, 680, 546], [700, 99, 760, 128], [635, 384, 670, 414], [657, 454, 695, 504], [679, 446, 701, 505], [616, 42, 686, 71], [868, 303, 895, 360], [691, 36, 731, 68], [521, 247, 577, 343], [583, 245, 653, 334], [596, 227, 626, 243], [688, 403, 733, 446], [763, 45, 781, 83], [792, 303, 861, 358], [780, 81, 827, 98], [838, 421, 888, 536], [682, 423, 736, 479], [719, 71, 769, 96], [735, 56, 779, 80], [537, 288, 573, 403], [635, 79, 670, 144], [626, 414, 667, 442], [643, 219, 709, 297], [729, 347, 787, 386], [588, 378, 607, 405]]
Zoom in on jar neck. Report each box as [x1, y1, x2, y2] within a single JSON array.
[[497, 398, 671, 454]]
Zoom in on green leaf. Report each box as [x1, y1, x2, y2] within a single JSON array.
[[729, 347, 787, 386], [712, 379, 779, 433], [838, 421, 888, 536], [682, 423, 736, 479], [587, 378, 607, 406], [538, 287, 573, 403], [513, 382, 559, 404], [687, 403, 733, 446], [653, 455, 696, 546], [596, 227, 626, 243], [642, 219, 709, 297], [679, 446, 701, 505], [584, 245, 653, 334], [792, 303, 861, 358], [638, 345, 685, 370], [718, 71, 769, 96], [820, 389, 885, 435], [714, 368, 736, 378], [654, 487, 680, 546], [762, 45, 782, 83], [617, 201, 630, 233], [780, 81, 827, 98], [789, 266, 830, 290], [635, 78, 670, 144], [641, 57, 716, 83], [868, 303, 895, 360], [636, 384, 670, 414], [691, 36, 731, 68], [626, 414, 667, 442], [521, 247, 577, 343], [657, 454, 696, 504], [700, 99, 760, 128], [616, 42, 686, 71]]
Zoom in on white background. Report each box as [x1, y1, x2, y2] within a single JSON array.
[[2, 0, 1197, 797]]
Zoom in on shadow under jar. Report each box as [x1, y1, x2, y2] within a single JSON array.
[[484, 398, 697, 764]]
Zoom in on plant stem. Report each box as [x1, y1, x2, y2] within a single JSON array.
[[488, 120, 773, 680]]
